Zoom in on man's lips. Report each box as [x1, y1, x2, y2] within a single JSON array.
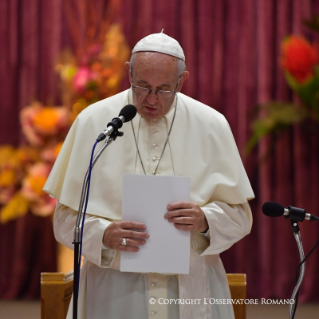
[[144, 106, 157, 112]]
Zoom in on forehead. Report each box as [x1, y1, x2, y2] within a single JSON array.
[[132, 52, 179, 82]]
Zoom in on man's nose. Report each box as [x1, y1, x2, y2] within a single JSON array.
[[146, 91, 158, 105]]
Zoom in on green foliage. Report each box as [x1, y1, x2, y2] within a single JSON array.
[[285, 66, 319, 115], [246, 102, 308, 153]]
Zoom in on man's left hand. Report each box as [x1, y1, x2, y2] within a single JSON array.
[[164, 202, 208, 233]]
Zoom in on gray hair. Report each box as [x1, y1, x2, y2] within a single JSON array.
[[130, 52, 186, 76]]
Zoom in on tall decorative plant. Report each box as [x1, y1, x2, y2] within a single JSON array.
[[246, 17, 319, 153]]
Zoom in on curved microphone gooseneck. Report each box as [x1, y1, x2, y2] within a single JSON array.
[[262, 201, 319, 319]]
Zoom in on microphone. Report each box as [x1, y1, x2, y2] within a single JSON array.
[[97, 104, 137, 142], [262, 201, 319, 222]]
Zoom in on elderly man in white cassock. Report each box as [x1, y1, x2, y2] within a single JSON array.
[[44, 32, 254, 319]]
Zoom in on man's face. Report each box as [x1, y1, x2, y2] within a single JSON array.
[[126, 52, 188, 120]]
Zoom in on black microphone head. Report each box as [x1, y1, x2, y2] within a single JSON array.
[[119, 104, 137, 122], [262, 201, 285, 217]]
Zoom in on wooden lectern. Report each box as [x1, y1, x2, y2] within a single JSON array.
[[41, 272, 246, 319]]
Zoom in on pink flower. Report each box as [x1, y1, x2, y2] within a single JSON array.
[[73, 66, 96, 92], [87, 44, 102, 58]]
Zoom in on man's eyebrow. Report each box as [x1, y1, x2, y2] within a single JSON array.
[[136, 80, 171, 89], [136, 80, 149, 85]]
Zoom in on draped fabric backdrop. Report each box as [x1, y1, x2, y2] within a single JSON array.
[[1, 0, 319, 301]]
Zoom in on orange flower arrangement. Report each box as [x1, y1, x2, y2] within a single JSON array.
[[0, 142, 59, 222], [21, 102, 71, 146], [0, 23, 129, 223], [57, 24, 130, 120], [0, 146, 23, 205], [0, 104, 69, 222]]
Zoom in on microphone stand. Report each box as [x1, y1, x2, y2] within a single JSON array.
[[72, 130, 123, 319], [289, 220, 306, 319]]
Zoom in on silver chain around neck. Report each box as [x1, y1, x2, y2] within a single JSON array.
[[131, 96, 178, 175]]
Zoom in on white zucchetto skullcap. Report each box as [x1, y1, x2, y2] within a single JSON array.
[[132, 30, 185, 61]]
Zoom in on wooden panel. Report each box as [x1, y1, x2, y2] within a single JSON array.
[[227, 273, 247, 319], [41, 272, 73, 319], [41, 272, 246, 319]]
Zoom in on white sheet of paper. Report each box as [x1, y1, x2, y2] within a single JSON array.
[[120, 174, 190, 274]]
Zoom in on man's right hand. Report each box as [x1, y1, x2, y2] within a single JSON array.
[[102, 221, 149, 252]]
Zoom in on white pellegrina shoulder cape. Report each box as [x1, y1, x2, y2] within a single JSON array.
[[44, 89, 254, 217]]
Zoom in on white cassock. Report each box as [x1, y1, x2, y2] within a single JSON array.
[[44, 89, 255, 319]]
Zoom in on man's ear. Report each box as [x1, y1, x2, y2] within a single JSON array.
[[176, 71, 189, 93], [125, 62, 132, 83]]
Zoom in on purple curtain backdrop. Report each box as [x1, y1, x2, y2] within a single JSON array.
[[0, 0, 63, 298], [1, 0, 319, 302]]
